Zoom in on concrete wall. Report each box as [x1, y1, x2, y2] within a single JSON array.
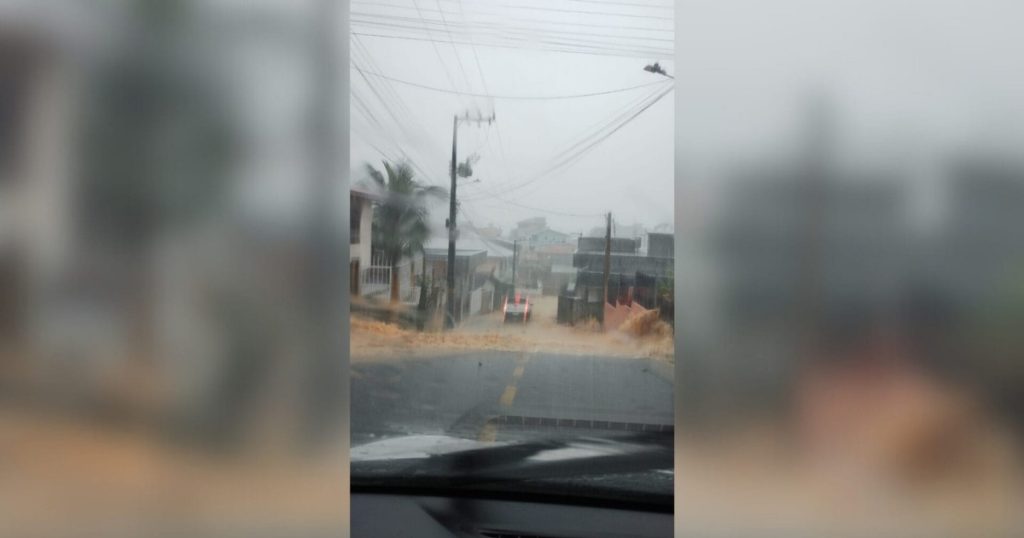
[[573, 253, 674, 275], [603, 301, 649, 332], [647, 233, 674, 258], [470, 288, 482, 315]]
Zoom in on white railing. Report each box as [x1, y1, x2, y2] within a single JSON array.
[[360, 252, 419, 300]]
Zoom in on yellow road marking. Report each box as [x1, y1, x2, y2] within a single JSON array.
[[478, 420, 497, 442], [499, 385, 518, 407], [480, 354, 531, 443]]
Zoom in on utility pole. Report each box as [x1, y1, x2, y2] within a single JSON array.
[[511, 239, 518, 296], [446, 111, 495, 329], [601, 212, 611, 328]]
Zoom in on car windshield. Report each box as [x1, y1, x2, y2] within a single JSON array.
[[348, 0, 676, 504]]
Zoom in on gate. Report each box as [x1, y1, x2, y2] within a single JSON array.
[[360, 251, 391, 297], [360, 252, 418, 300]]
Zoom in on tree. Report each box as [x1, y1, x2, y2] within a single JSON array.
[[365, 160, 446, 306]]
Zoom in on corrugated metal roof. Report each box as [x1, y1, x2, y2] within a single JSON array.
[[424, 227, 513, 258]]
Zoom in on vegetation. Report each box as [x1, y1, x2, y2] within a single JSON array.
[[364, 160, 446, 305]]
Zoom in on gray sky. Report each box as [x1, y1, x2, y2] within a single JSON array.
[[675, 0, 1024, 190], [349, 0, 674, 236]]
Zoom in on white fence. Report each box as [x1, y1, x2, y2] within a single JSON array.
[[360, 252, 419, 301]]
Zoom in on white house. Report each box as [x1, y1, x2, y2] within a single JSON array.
[[349, 186, 378, 295]]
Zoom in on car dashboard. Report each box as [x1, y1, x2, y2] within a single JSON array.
[[351, 491, 672, 538]]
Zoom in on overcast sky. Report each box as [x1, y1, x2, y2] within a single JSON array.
[[675, 0, 1024, 227], [348, 0, 675, 236]]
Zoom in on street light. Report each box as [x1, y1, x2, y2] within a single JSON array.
[[643, 62, 673, 79]]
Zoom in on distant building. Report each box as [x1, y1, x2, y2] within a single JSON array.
[[423, 226, 514, 321], [588, 220, 646, 246], [527, 228, 570, 247], [647, 233, 674, 258], [510, 216, 547, 241], [477, 224, 503, 239], [560, 234, 674, 325]]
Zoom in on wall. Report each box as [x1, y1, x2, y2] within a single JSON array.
[[470, 288, 482, 315], [603, 301, 649, 332], [358, 198, 372, 264]]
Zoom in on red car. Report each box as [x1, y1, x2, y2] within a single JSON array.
[[502, 292, 531, 323]]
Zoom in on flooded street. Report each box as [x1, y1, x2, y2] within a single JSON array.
[[351, 294, 674, 363]]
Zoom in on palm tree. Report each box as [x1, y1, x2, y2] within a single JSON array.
[[365, 160, 446, 306]]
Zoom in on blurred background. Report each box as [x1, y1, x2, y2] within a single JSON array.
[[0, 0, 347, 536], [4, 0, 1024, 535], [676, 0, 1024, 535]]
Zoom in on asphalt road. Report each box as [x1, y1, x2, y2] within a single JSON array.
[[351, 351, 673, 446]]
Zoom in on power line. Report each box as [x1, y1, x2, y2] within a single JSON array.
[[549, 84, 674, 168], [350, 68, 670, 99], [463, 82, 672, 201], [352, 9, 673, 33], [352, 61, 447, 186], [352, 1, 673, 21], [352, 31, 671, 59], [463, 84, 661, 200], [564, 0, 673, 8], [410, 0, 467, 110], [352, 38, 441, 153], [350, 15, 675, 44], [462, 84, 662, 201], [352, 35, 462, 188], [531, 84, 674, 182], [466, 2, 673, 20], [451, 0, 512, 177], [433, 0, 476, 93], [351, 19, 672, 58], [352, 83, 447, 189]]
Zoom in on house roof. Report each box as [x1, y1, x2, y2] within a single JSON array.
[[350, 186, 383, 201], [424, 226, 514, 258], [424, 247, 487, 258]]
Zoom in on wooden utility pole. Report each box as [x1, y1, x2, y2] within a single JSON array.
[[511, 239, 518, 296], [445, 115, 459, 329], [601, 211, 611, 327], [446, 111, 495, 329]]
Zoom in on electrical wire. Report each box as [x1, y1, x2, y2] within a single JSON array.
[[461, 85, 660, 200], [350, 67, 670, 99], [433, 0, 476, 93], [351, 1, 673, 21], [352, 9, 673, 33], [462, 82, 671, 201], [564, 0, 673, 8], [349, 15, 674, 45], [410, 0, 468, 111], [352, 31, 671, 59], [348, 17, 673, 56]]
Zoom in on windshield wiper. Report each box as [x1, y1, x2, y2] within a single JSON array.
[[354, 431, 672, 487]]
